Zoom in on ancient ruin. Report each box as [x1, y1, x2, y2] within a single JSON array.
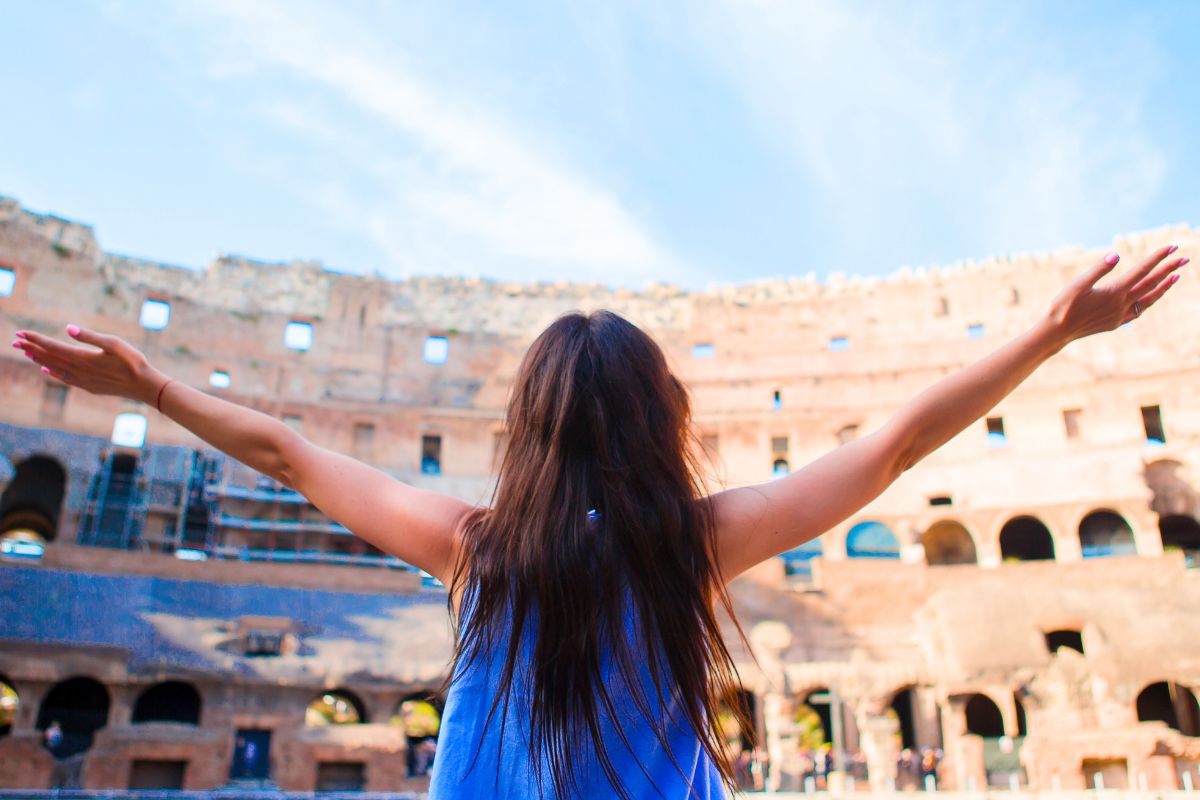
[[1, 196, 1197, 792]]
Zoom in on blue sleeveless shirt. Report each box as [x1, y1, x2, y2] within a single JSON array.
[[428, 587, 726, 799]]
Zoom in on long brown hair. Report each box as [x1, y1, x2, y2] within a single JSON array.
[[445, 309, 751, 798]]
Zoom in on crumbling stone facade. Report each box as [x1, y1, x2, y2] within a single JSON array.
[[1, 197, 1198, 793]]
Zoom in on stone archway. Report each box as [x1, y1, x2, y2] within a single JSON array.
[[846, 521, 900, 560], [0, 674, 17, 738], [1078, 510, 1136, 558], [132, 681, 202, 725], [1135, 681, 1200, 736], [393, 691, 443, 778], [1159, 514, 1200, 566], [305, 689, 368, 726], [0, 455, 67, 551], [963, 694, 1004, 737], [36, 677, 110, 759], [999, 515, 1056, 561], [923, 521, 977, 566]]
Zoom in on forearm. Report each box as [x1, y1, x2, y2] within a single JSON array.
[[137, 366, 295, 481], [887, 315, 1071, 471]]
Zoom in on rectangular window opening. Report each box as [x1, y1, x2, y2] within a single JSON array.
[[316, 762, 366, 792], [967, 323, 985, 339], [771, 436, 789, 454], [986, 416, 1006, 447], [282, 414, 303, 434], [0, 267, 15, 297], [284, 321, 313, 351], [128, 760, 187, 790], [929, 495, 953, 507], [209, 370, 231, 389], [421, 434, 442, 475], [42, 382, 68, 421], [837, 424, 860, 445], [829, 335, 850, 352], [140, 299, 171, 331], [1141, 404, 1166, 444], [772, 389, 782, 411], [1063, 408, 1081, 440], [112, 412, 148, 448], [353, 422, 375, 460], [424, 335, 449, 364], [691, 342, 715, 359]]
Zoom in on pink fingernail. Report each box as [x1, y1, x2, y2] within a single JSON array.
[[40, 367, 49, 375], [15, 330, 27, 339], [1171, 273, 1181, 283], [66, 324, 80, 336], [24, 352, 34, 359], [1179, 257, 1190, 266], [11, 342, 20, 349], [1167, 245, 1179, 254], [1105, 252, 1119, 265]]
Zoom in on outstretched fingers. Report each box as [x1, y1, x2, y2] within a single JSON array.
[[1117, 244, 1179, 293], [1129, 256, 1189, 299], [14, 329, 96, 361], [1125, 272, 1183, 323], [13, 339, 74, 374]]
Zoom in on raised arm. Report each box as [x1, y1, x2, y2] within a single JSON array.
[[10, 326, 472, 581], [711, 245, 1188, 581]]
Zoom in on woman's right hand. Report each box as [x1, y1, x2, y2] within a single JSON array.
[[11, 324, 169, 406]]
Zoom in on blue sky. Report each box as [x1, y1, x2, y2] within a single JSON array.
[[2, 1, 1197, 288]]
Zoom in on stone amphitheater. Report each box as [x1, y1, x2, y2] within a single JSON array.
[[0, 196, 1198, 794]]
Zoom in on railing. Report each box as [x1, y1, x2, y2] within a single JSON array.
[[214, 513, 353, 536], [207, 545, 416, 571]]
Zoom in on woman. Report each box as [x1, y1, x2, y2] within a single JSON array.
[[10, 245, 1186, 798]]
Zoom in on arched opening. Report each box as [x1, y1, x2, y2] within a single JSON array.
[[923, 521, 977, 565], [0, 675, 18, 738], [1136, 682, 1200, 736], [772, 459, 790, 477], [392, 692, 443, 778], [890, 687, 917, 750], [1044, 629, 1085, 656], [718, 689, 757, 754], [132, 681, 202, 725], [999, 516, 1055, 561], [845, 521, 900, 560], [799, 689, 832, 747], [305, 689, 367, 726], [0, 456, 67, 554], [81, 452, 141, 549], [36, 677, 110, 759], [1160, 515, 1200, 567], [964, 694, 1004, 738], [782, 536, 823, 580], [1079, 510, 1137, 558], [720, 689, 760, 790], [1013, 694, 1028, 736]]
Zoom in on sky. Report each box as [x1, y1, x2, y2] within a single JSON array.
[[1, 1, 1198, 289]]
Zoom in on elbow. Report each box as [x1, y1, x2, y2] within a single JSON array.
[[268, 428, 303, 489], [878, 422, 919, 479]]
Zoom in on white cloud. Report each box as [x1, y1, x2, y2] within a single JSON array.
[[169, 0, 684, 285], [674, 0, 1168, 265]]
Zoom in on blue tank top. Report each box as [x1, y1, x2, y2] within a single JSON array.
[[428, 587, 726, 799]]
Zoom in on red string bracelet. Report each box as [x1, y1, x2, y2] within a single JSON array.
[[155, 378, 174, 413]]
